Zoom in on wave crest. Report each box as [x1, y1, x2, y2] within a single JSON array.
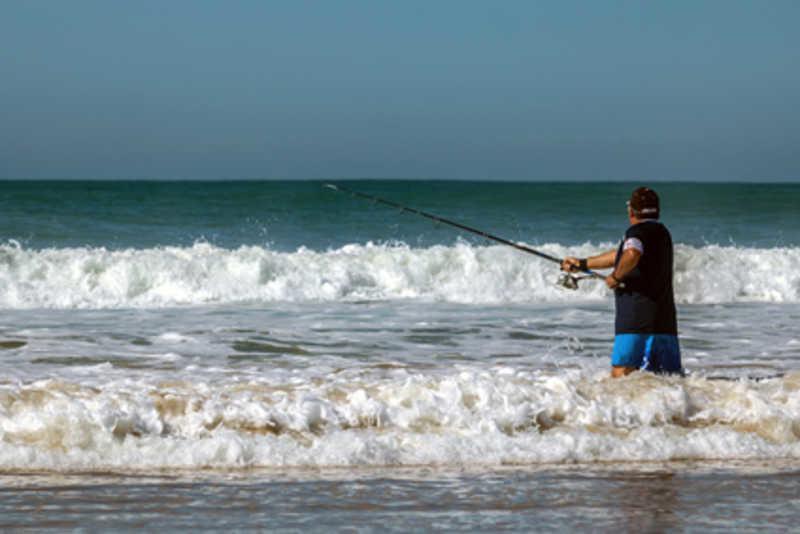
[[1, 241, 799, 308]]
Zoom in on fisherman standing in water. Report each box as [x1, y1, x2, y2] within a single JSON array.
[[562, 187, 682, 377]]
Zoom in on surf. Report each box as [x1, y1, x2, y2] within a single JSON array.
[[1, 370, 799, 471], [1, 240, 800, 308]]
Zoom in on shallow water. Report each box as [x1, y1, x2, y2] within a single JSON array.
[[2, 463, 799, 531], [1, 302, 799, 473]]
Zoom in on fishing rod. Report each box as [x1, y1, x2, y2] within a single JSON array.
[[324, 183, 607, 290]]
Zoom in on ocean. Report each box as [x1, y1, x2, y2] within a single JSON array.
[[1, 180, 799, 530]]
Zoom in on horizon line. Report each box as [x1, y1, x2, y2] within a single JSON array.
[[2, 177, 799, 184]]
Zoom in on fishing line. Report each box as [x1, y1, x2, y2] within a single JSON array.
[[324, 183, 606, 290]]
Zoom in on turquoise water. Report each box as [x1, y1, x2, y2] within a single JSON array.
[[2, 180, 798, 250]]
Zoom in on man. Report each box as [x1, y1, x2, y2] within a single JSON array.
[[561, 187, 681, 377]]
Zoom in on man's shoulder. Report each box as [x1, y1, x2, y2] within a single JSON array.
[[627, 220, 670, 238]]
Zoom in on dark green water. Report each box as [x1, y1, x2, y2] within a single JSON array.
[[1, 180, 797, 250]]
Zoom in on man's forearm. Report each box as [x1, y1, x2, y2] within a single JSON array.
[[612, 249, 641, 280], [586, 250, 617, 270]]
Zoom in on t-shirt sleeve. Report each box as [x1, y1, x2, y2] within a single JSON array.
[[623, 237, 644, 253], [623, 226, 645, 254]]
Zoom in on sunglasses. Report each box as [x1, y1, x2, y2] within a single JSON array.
[[626, 200, 658, 214]]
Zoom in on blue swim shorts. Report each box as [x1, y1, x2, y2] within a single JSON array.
[[611, 333, 682, 374]]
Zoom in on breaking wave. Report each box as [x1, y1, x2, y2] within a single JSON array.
[[0, 241, 799, 309], [1, 370, 799, 471]]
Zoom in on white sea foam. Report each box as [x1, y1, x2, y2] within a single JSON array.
[[158, 332, 195, 343], [1, 241, 799, 309], [1, 371, 799, 471]]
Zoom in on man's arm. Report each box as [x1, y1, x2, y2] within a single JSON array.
[[561, 249, 617, 272], [607, 248, 641, 289]]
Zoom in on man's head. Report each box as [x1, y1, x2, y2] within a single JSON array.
[[627, 187, 659, 220]]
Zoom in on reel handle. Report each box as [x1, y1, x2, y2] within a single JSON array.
[[556, 272, 625, 290]]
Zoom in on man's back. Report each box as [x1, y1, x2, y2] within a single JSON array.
[[614, 220, 677, 335]]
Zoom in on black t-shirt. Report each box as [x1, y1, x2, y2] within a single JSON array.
[[614, 220, 678, 335]]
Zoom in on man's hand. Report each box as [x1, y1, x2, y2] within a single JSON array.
[[561, 257, 581, 272], [605, 274, 621, 289]]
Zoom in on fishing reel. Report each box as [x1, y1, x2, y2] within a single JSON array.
[[557, 272, 605, 290], [557, 273, 581, 290], [557, 272, 623, 290]]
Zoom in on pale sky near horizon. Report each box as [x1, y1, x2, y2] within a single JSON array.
[[1, 1, 799, 181]]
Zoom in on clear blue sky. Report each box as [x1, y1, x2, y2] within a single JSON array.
[[1, 1, 798, 181]]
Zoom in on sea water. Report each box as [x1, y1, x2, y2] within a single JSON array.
[[1, 180, 799, 529]]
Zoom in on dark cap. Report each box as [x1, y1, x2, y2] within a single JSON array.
[[629, 187, 660, 218]]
